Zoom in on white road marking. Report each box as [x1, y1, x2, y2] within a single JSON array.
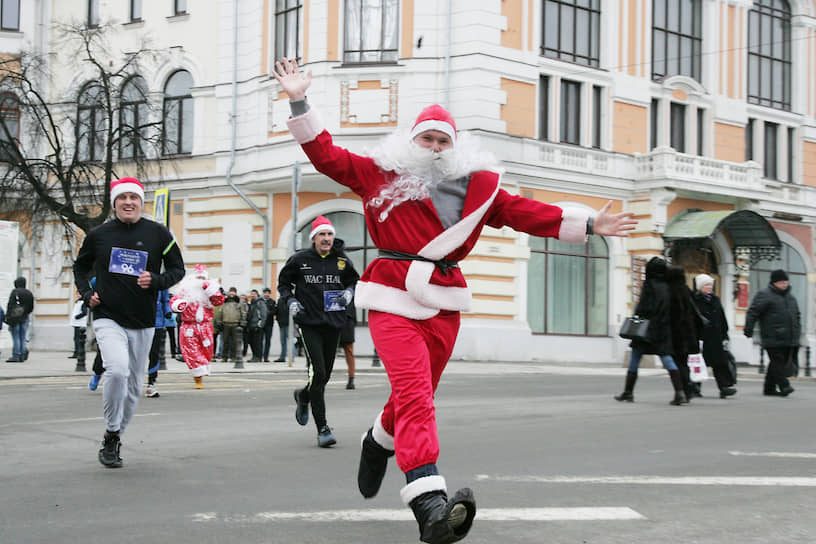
[[474, 474, 816, 486], [0, 412, 162, 429], [729, 451, 816, 459], [191, 507, 644, 523]]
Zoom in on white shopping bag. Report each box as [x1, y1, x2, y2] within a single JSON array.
[[688, 353, 709, 382]]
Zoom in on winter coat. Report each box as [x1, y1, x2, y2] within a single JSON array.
[[744, 283, 801, 347], [247, 297, 269, 330], [275, 295, 289, 325], [277, 238, 360, 329], [218, 295, 247, 326], [669, 284, 702, 361], [692, 292, 729, 367], [154, 290, 172, 329], [263, 297, 277, 329], [6, 286, 34, 325], [631, 272, 674, 357]]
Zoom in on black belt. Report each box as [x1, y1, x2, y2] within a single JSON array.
[[377, 249, 459, 276]]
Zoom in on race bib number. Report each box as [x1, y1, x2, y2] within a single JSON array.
[[324, 290, 345, 312], [109, 247, 148, 276]]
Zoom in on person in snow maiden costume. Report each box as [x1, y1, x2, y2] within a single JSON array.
[[170, 264, 225, 389], [73, 177, 185, 468], [273, 58, 638, 544], [278, 215, 360, 448]]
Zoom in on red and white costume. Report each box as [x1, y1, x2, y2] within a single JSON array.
[[288, 106, 591, 500], [170, 265, 225, 377]]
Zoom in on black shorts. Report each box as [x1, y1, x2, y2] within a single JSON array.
[[339, 318, 355, 345]]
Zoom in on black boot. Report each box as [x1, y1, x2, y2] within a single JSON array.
[[668, 369, 687, 405], [614, 371, 637, 402], [409, 489, 476, 544], [358, 428, 394, 498]]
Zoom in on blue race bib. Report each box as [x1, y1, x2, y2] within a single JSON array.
[[109, 247, 148, 276]]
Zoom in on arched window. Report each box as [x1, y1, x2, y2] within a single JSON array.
[[748, 0, 791, 110], [162, 70, 193, 155], [749, 242, 807, 327], [296, 211, 375, 322], [0, 94, 20, 162], [542, 0, 601, 67], [119, 76, 148, 160], [527, 235, 609, 335], [76, 82, 106, 162]]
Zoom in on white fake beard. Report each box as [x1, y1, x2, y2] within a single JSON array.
[[171, 276, 214, 309], [366, 130, 500, 222]]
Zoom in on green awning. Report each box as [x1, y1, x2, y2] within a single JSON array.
[[663, 209, 780, 248]]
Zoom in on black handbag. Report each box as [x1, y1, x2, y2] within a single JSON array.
[[619, 316, 650, 341]]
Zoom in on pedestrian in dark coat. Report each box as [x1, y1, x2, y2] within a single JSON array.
[[744, 269, 800, 397], [692, 274, 736, 399], [615, 256, 686, 405], [666, 265, 705, 401]]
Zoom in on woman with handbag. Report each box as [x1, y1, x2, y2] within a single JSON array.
[[666, 265, 705, 402], [692, 274, 737, 399], [615, 257, 687, 405]]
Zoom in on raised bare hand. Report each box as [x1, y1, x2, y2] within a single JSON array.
[[593, 200, 638, 237], [272, 57, 312, 102]]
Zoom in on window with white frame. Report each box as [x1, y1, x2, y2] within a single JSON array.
[[560, 79, 581, 145], [130, 0, 142, 22], [0, 94, 20, 162], [162, 70, 193, 155], [748, 0, 791, 110], [76, 82, 106, 162], [541, 0, 600, 67], [540, 76, 604, 148], [119, 76, 148, 160], [343, 0, 398, 64], [652, 0, 702, 81], [275, 0, 302, 63], [670, 102, 686, 153], [527, 235, 609, 336], [87, 0, 100, 27], [174, 0, 187, 15], [1, 0, 20, 31]]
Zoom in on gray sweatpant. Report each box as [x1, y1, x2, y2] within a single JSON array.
[[93, 318, 154, 434]]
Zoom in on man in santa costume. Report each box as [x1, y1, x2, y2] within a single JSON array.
[[273, 58, 637, 544], [170, 264, 225, 388]]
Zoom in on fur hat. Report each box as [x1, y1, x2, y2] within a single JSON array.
[[309, 215, 335, 240], [110, 177, 144, 205], [409, 104, 457, 143]]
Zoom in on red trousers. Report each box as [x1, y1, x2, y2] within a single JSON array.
[[368, 309, 460, 473]]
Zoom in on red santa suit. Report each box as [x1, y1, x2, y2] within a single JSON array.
[[170, 265, 225, 378], [287, 105, 591, 503]]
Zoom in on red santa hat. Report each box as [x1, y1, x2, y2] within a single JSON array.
[[309, 215, 335, 240], [110, 177, 145, 205], [409, 104, 457, 143], [194, 264, 208, 280]]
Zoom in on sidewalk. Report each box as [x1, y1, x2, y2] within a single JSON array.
[[0, 350, 387, 380]]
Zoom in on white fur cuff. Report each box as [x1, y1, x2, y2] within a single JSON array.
[[558, 207, 592, 244], [372, 411, 395, 451], [400, 475, 447, 505], [171, 299, 186, 312], [286, 108, 324, 144]]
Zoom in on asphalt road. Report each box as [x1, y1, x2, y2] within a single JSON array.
[[1, 366, 815, 543]]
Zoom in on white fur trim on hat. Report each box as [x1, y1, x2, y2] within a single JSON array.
[[310, 223, 335, 240], [110, 178, 145, 205], [410, 120, 456, 142]]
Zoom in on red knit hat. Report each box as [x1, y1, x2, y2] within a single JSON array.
[[309, 215, 335, 240], [110, 177, 144, 205], [410, 104, 456, 143]]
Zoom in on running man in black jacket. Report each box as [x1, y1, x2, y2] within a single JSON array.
[[73, 178, 185, 468], [278, 215, 359, 447]]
